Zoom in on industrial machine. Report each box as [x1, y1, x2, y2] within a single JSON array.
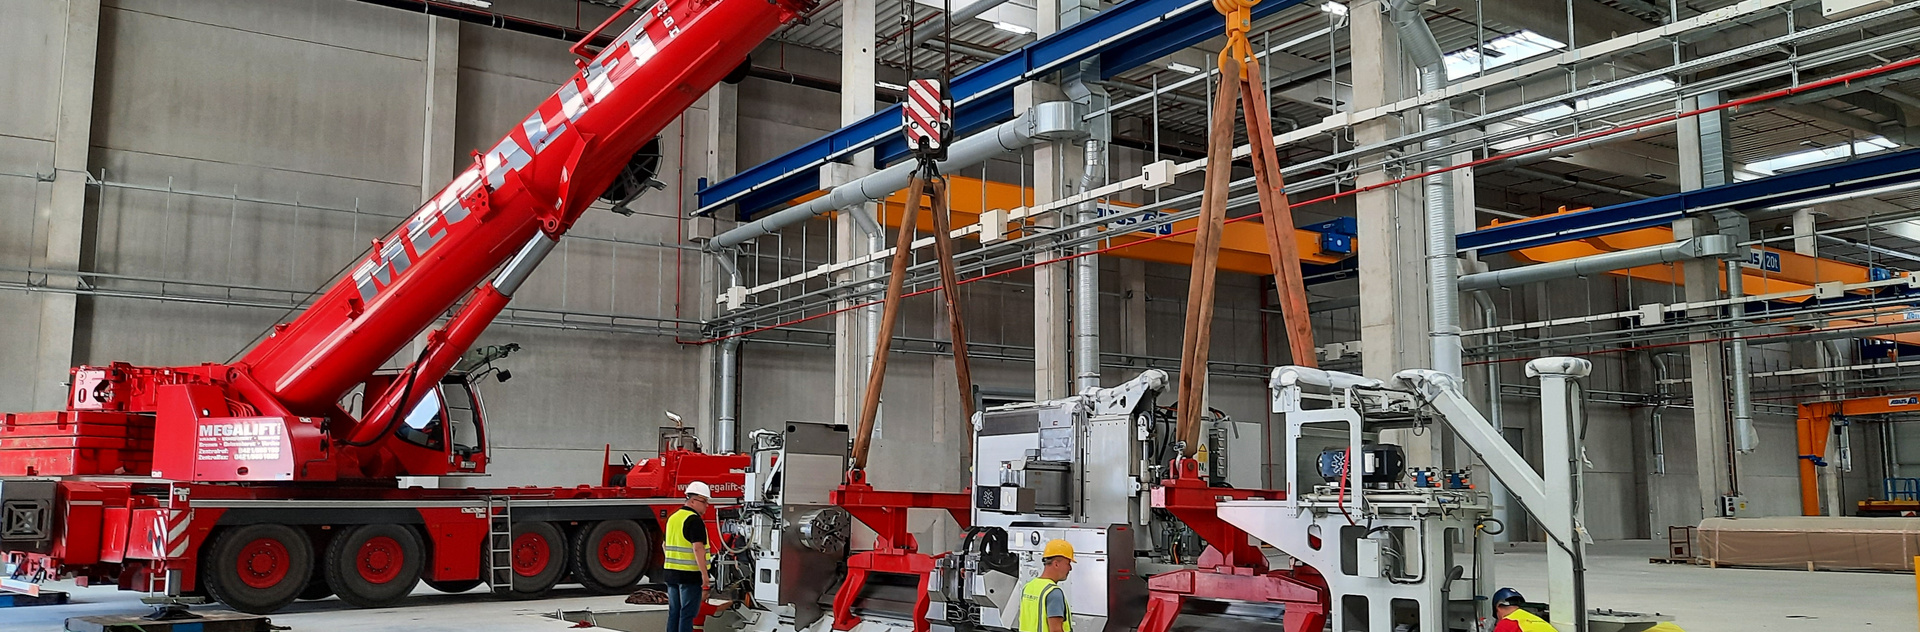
[[709, 421, 854, 632], [1209, 359, 1672, 632], [0, 0, 811, 615]]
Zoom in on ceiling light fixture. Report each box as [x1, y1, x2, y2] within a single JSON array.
[[1167, 62, 1202, 74], [1320, 1, 1349, 16], [443, 0, 493, 7], [993, 21, 1033, 35]]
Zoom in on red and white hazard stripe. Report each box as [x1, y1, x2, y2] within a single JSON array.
[[149, 509, 193, 559], [903, 78, 948, 150]]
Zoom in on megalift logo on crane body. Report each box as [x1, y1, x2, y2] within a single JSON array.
[[349, 12, 661, 304]]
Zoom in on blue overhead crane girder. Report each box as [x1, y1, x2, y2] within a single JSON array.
[[698, 0, 1309, 220], [1460, 148, 1920, 255]]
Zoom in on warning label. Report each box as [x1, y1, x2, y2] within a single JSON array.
[[196, 421, 284, 461]]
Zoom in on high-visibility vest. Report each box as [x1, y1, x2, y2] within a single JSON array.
[[1017, 577, 1070, 632], [1502, 608, 1556, 632], [663, 507, 702, 573]]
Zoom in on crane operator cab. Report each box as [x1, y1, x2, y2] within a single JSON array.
[[355, 344, 517, 477]]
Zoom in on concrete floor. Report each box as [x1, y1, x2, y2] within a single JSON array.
[[10, 541, 1913, 631]]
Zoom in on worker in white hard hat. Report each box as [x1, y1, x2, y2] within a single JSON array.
[[662, 481, 714, 632], [1016, 539, 1076, 632]]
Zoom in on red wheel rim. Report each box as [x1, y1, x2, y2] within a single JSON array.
[[512, 532, 550, 578], [597, 529, 636, 573], [356, 535, 405, 584], [236, 537, 291, 590]]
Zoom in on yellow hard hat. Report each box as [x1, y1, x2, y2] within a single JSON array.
[[1042, 539, 1075, 561]]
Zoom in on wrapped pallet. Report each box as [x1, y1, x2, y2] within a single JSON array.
[[1697, 516, 1920, 572]]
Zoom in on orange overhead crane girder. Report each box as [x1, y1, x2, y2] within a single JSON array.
[[1797, 393, 1920, 515], [804, 175, 1352, 275]]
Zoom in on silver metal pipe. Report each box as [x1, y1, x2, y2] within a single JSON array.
[[1727, 259, 1758, 454], [1391, 0, 1459, 378], [708, 101, 1087, 250], [1457, 235, 1733, 291], [1471, 290, 1514, 543], [1074, 139, 1106, 392], [718, 331, 741, 453]]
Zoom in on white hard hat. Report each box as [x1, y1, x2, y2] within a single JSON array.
[[685, 481, 712, 499]]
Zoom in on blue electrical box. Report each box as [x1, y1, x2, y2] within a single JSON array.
[[1303, 217, 1358, 236], [1319, 232, 1354, 255]]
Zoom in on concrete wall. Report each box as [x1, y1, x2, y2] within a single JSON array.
[[0, 0, 702, 488], [0, 0, 1893, 541]]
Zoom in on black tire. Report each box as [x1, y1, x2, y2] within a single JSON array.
[[424, 578, 483, 594], [203, 524, 314, 614], [325, 524, 424, 609], [571, 520, 650, 594], [505, 521, 567, 599]]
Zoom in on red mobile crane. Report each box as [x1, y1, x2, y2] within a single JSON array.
[[0, 0, 806, 615]]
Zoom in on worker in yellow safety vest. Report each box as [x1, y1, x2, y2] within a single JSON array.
[[663, 481, 713, 632], [1017, 539, 1076, 632], [1490, 587, 1555, 632]]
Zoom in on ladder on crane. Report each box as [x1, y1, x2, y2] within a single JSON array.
[[486, 496, 513, 593]]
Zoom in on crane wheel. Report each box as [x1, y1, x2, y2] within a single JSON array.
[[505, 521, 568, 599], [325, 524, 424, 608], [571, 520, 650, 594], [203, 524, 314, 614]]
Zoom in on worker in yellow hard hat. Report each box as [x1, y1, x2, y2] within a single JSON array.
[[1017, 539, 1076, 632]]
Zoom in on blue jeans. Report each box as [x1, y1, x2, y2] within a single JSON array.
[[665, 581, 702, 632]]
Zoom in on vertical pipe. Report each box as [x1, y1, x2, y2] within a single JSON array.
[[1389, 0, 1461, 378], [718, 329, 741, 453], [1727, 260, 1757, 455], [1471, 291, 1512, 543], [1074, 139, 1107, 393]]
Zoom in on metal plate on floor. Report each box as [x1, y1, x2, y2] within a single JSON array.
[[67, 612, 276, 632]]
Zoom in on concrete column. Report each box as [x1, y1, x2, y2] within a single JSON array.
[[1026, 0, 1074, 400], [835, 0, 879, 427], [695, 82, 738, 446], [703, 84, 738, 182], [1791, 208, 1819, 256], [1787, 212, 1848, 515], [420, 15, 459, 201], [31, 0, 101, 408], [1677, 215, 1732, 521], [1677, 93, 1736, 520], [1351, 0, 1435, 464]]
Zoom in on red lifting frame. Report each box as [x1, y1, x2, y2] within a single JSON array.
[[1139, 458, 1329, 632], [828, 469, 971, 632]]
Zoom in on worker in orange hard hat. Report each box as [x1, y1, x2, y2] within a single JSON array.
[[1017, 539, 1076, 632]]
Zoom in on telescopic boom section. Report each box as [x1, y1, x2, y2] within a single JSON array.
[[236, 0, 812, 425]]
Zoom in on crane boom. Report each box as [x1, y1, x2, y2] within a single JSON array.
[[240, 0, 807, 420], [6, 0, 814, 483]]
